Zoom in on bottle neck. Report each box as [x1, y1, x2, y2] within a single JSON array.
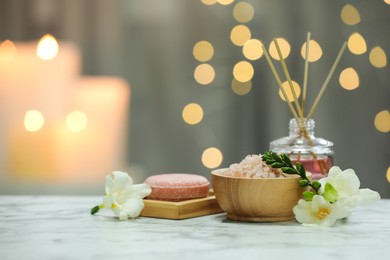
[[289, 118, 315, 138]]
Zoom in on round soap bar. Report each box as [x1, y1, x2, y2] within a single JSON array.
[[144, 173, 210, 201]]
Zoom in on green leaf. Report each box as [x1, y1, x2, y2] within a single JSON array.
[[266, 159, 276, 164], [271, 162, 285, 168], [273, 155, 283, 163], [295, 162, 301, 172], [262, 151, 273, 159], [303, 191, 315, 201], [296, 162, 306, 176], [299, 179, 309, 187], [281, 167, 298, 175], [280, 154, 293, 167], [90, 205, 100, 215], [323, 183, 338, 203]]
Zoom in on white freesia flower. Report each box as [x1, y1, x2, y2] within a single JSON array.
[[293, 166, 381, 227], [92, 171, 151, 220], [319, 166, 380, 210], [293, 195, 351, 227]]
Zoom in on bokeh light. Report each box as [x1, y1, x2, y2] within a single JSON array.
[[233, 2, 254, 23], [193, 41, 214, 62], [369, 46, 387, 68], [339, 67, 359, 90], [24, 110, 44, 132], [217, 0, 234, 5], [300, 40, 323, 62], [387, 167, 390, 183], [182, 103, 204, 125], [269, 38, 291, 60], [278, 81, 301, 102], [233, 61, 254, 82], [66, 111, 88, 132], [385, 0, 390, 5], [347, 32, 367, 55], [0, 40, 16, 61], [36, 34, 59, 60], [230, 25, 251, 46], [243, 39, 264, 60], [201, 0, 217, 5], [202, 147, 223, 169], [194, 63, 215, 85], [374, 110, 390, 133], [231, 79, 252, 95], [341, 4, 361, 25]]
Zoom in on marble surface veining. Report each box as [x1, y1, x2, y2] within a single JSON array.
[[0, 196, 389, 260]]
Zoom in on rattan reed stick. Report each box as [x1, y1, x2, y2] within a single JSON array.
[[301, 32, 311, 115], [306, 41, 347, 120], [273, 38, 304, 120], [261, 45, 300, 122]]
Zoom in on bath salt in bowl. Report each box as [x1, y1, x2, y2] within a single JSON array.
[[211, 154, 309, 222], [222, 154, 287, 178]]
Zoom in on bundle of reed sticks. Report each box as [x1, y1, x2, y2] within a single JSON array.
[[261, 32, 347, 126]]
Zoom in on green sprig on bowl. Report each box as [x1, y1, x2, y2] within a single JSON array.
[[261, 151, 321, 201]]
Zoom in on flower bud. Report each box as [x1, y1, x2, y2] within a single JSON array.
[[299, 179, 309, 187], [303, 191, 314, 201], [313, 180, 321, 189]]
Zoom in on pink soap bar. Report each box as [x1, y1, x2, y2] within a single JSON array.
[[144, 173, 210, 201]]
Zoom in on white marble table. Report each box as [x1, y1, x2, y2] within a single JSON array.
[[0, 196, 389, 260]]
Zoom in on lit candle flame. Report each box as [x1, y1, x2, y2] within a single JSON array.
[[36, 34, 59, 60], [0, 39, 16, 61]]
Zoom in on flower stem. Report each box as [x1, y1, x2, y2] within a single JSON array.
[[90, 204, 105, 215]]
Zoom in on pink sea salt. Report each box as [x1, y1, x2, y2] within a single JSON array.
[[222, 154, 288, 178]]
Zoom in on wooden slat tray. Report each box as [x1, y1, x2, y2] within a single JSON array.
[[140, 191, 224, 220]]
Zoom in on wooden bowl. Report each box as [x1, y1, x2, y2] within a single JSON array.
[[211, 169, 307, 222]]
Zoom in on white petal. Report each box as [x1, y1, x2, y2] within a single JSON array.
[[332, 200, 355, 219], [111, 205, 121, 216], [340, 169, 360, 191], [329, 169, 360, 196], [328, 166, 342, 178], [319, 216, 338, 227], [358, 189, 381, 205], [118, 211, 128, 221], [311, 195, 328, 211], [110, 171, 133, 194], [103, 195, 113, 208], [319, 166, 342, 194], [123, 198, 145, 219], [313, 196, 344, 227], [105, 175, 113, 195], [131, 183, 152, 199], [112, 189, 133, 205], [293, 199, 319, 225], [318, 179, 327, 194]]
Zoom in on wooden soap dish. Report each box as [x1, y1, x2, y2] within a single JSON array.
[[140, 191, 224, 220]]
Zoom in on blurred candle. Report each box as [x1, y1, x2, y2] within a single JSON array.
[[56, 77, 130, 183], [7, 110, 57, 180], [0, 37, 130, 186], [0, 35, 81, 123], [0, 35, 81, 181]]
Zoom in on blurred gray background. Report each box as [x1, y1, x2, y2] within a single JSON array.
[[0, 0, 389, 197]]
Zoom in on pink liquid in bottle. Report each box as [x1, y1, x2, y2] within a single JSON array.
[[291, 156, 334, 180], [270, 119, 334, 180]]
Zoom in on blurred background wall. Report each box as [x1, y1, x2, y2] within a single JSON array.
[[0, 0, 389, 197]]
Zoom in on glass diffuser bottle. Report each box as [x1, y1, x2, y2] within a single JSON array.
[[269, 118, 334, 180]]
